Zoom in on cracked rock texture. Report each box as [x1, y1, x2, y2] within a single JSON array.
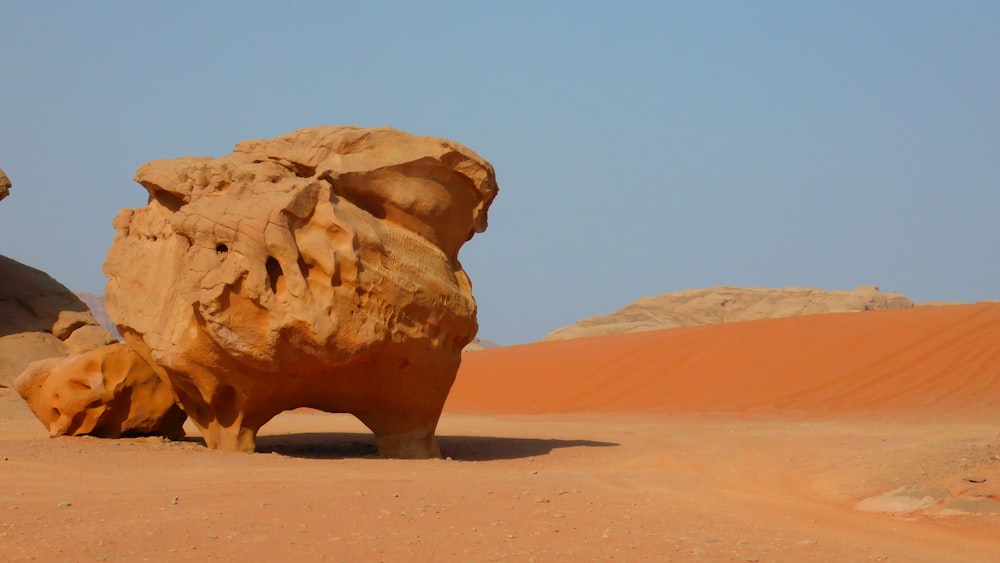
[[104, 126, 497, 457], [15, 342, 186, 439]]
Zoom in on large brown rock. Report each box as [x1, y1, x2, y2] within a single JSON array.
[[0, 255, 119, 387], [104, 126, 497, 457], [546, 285, 915, 341], [15, 343, 186, 438]]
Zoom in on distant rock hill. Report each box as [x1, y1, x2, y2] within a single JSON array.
[[463, 337, 501, 352], [545, 285, 914, 341]]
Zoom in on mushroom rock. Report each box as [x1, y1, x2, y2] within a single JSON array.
[[14, 342, 186, 439], [104, 126, 498, 457]]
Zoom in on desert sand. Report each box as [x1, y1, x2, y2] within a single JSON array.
[[3, 303, 1000, 561]]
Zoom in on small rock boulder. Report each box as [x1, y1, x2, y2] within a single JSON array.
[[14, 342, 186, 439]]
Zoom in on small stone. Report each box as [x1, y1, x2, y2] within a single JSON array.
[[170, 496, 179, 505], [964, 476, 987, 484], [207, 532, 218, 539], [58, 501, 72, 508]]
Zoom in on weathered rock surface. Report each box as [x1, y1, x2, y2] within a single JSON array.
[[0, 255, 119, 387], [104, 126, 497, 457], [15, 343, 186, 438], [545, 285, 914, 341]]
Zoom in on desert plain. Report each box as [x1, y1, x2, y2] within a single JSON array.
[[3, 302, 1000, 561]]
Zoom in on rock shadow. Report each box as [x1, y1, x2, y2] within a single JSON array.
[[255, 432, 618, 461]]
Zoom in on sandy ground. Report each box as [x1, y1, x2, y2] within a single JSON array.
[[3, 304, 999, 561], [2, 392, 999, 561]]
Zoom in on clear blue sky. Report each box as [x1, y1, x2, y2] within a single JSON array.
[[1, 1, 997, 345]]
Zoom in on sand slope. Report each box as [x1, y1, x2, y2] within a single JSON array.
[[449, 303, 1000, 418]]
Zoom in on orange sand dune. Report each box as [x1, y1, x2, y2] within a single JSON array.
[[448, 303, 1000, 417]]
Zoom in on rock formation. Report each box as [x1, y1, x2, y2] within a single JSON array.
[[0, 168, 119, 387], [546, 285, 914, 341], [0, 167, 10, 202], [104, 126, 498, 457], [15, 342, 186, 438]]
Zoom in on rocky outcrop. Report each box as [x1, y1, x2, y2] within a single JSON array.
[[104, 126, 498, 457], [0, 167, 10, 202], [0, 168, 117, 387], [545, 286, 914, 341], [15, 343, 186, 438], [1, 257, 119, 388]]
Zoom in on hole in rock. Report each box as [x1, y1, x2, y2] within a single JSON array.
[[266, 257, 283, 294], [216, 243, 228, 254]]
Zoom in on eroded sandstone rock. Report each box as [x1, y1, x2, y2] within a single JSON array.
[[104, 126, 497, 457], [15, 343, 186, 438]]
